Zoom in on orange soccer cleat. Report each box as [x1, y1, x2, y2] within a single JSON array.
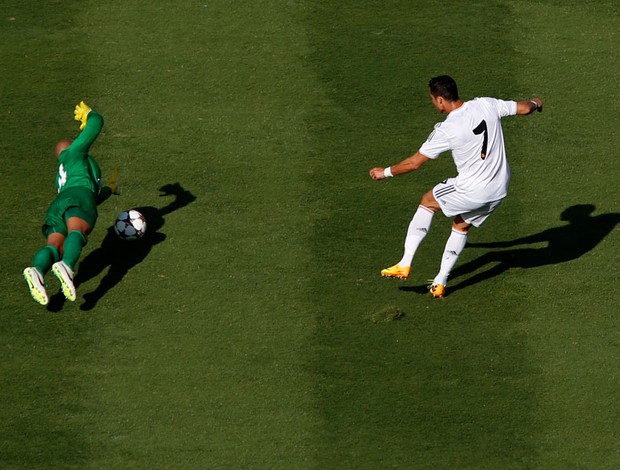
[[429, 284, 445, 298], [380, 264, 411, 280]]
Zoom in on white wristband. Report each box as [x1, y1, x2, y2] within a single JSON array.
[[384, 166, 393, 177]]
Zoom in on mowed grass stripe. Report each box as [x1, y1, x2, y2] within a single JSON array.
[[509, 2, 620, 468], [3, 1, 323, 468], [0, 2, 101, 468], [75, 1, 325, 467], [304, 1, 549, 467], [306, 0, 619, 467]]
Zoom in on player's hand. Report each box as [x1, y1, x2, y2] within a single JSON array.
[[74, 101, 92, 130], [531, 98, 543, 113], [369, 167, 386, 180]]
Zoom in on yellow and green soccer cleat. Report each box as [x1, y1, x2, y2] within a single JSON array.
[[430, 284, 445, 298], [23, 267, 48, 305], [108, 167, 120, 195], [52, 261, 76, 302], [380, 264, 410, 280]]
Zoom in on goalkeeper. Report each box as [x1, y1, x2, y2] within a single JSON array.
[[23, 102, 118, 306]]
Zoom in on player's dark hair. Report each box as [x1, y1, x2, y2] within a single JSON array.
[[429, 75, 459, 101]]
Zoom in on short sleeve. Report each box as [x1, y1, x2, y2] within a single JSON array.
[[418, 124, 450, 159], [492, 98, 517, 118]]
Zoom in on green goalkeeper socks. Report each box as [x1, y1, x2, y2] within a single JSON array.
[[33, 245, 60, 276], [62, 230, 87, 270], [31, 230, 87, 275]]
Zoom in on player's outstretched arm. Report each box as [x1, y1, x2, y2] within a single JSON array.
[[516, 98, 543, 115], [70, 102, 104, 154], [370, 151, 431, 180]]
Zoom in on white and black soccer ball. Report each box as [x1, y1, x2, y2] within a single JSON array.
[[114, 209, 147, 241]]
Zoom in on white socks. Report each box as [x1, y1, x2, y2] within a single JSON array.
[[433, 228, 468, 286], [393, 205, 468, 287], [397, 205, 434, 267]]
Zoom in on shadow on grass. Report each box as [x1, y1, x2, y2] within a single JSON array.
[[449, 204, 618, 294], [47, 183, 196, 312], [399, 204, 618, 296]]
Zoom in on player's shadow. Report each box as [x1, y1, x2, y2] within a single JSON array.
[[46, 183, 196, 312], [445, 204, 618, 294]]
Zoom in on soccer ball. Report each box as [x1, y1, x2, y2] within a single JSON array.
[[114, 209, 147, 241]]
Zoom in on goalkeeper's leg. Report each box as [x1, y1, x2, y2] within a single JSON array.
[[52, 217, 91, 302], [23, 234, 63, 306], [33, 245, 60, 276]]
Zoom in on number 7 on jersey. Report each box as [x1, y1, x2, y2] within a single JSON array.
[[473, 120, 488, 160]]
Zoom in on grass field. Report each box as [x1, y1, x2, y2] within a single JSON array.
[[1, 1, 618, 468]]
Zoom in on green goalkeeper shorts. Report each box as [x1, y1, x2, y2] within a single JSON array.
[[42, 186, 98, 237]]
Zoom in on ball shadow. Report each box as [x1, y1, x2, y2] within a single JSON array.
[[46, 183, 196, 312]]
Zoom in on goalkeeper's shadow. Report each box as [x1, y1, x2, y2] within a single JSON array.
[[46, 183, 196, 312]]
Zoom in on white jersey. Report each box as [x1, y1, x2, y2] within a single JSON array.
[[419, 97, 517, 203]]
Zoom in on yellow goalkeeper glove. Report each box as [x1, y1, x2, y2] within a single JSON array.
[[74, 101, 92, 130]]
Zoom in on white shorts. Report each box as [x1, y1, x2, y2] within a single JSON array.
[[432, 178, 504, 227]]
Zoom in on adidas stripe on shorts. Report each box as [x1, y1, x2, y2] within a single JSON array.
[[432, 178, 504, 227]]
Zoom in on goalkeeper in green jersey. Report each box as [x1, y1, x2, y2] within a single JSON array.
[[23, 102, 118, 305]]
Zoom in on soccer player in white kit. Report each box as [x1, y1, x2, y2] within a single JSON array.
[[370, 76, 542, 297]]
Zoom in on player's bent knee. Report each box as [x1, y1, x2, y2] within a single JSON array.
[[420, 192, 440, 212], [452, 216, 471, 233], [46, 232, 65, 252], [66, 216, 92, 237]]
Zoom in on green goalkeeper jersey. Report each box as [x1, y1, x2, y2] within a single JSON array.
[[55, 110, 104, 196]]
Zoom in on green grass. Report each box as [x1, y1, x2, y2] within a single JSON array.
[[1, 1, 618, 468]]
